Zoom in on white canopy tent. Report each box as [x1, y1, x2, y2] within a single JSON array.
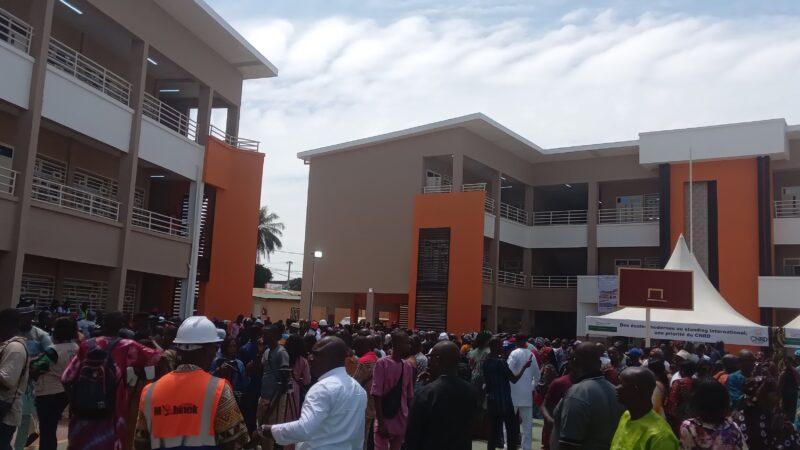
[[783, 315, 800, 347], [586, 235, 768, 346]]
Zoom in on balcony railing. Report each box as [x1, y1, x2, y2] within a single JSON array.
[[776, 200, 800, 218], [462, 182, 487, 192], [0, 166, 17, 195], [532, 209, 587, 226], [31, 176, 119, 221], [598, 206, 660, 224], [422, 184, 452, 194], [209, 125, 259, 151], [132, 207, 188, 237], [485, 196, 496, 214], [143, 93, 197, 141], [498, 270, 526, 287], [500, 202, 528, 225], [482, 265, 493, 282], [0, 6, 32, 53], [531, 275, 578, 288], [47, 38, 131, 106]]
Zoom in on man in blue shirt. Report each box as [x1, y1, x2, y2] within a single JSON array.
[[727, 349, 755, 409]]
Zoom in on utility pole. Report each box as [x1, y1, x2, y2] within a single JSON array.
[[286, 261, 293, 288]]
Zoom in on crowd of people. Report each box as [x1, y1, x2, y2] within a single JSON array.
[[2, 302, 800, 450]]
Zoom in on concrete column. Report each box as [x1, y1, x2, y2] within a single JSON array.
[[366, 288, 376, 325], [180, 85, 213, 318], [586, 181, 599, 275], [452, 153, 463, 192], [108, 39, 149, 311], [490, 170, 502, 332], [226, 106, 240, 138], [0, 0, 55, 309]]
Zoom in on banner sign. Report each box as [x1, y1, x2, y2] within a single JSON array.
[[785, 327, 800, 348], [597, 276, 618, 313], [585, 315, 769, 346]]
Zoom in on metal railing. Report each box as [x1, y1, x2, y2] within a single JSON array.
[[47, 38, 131, 106], [422, 184, 452, 194], [31, 176, 120, 221], [209, 125, 260, 151], [482, 266, 493, 282], [500, 202, 528, 225], [462, 182, 487, 192], [132, 207, 188, 237], [0, 166, 17, 195], [0, 6, 32, 53], [532, 209, 587, 225], [776, 200, 800, 218], [598, 206, 660, 224], [531, 275, 578, 288], [485, 196, 496, 214], [498, 270, 526, 287], [143, 93, 197, 141]]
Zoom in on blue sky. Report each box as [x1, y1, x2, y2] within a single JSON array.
[[205, 0, 800, 280]]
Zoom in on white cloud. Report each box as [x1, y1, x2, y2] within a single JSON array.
[[232, 9, 800, 272]]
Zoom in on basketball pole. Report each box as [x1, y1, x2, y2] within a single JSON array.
[[689, 147, 693, 254], [645, 307, 651, 348]]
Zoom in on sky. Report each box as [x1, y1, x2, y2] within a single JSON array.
[[206, 0, 800, 281]]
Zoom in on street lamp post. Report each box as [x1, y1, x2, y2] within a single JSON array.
[[308, 250, 323, 321]]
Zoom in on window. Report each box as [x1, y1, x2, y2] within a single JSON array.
[[20, 274, 55, 310], [425, 170, 452, 187], [34, 155, 67, 183], [72, 168, 118, 198], [643, 256, 661, 269], [62, 278, 109, 313], [123, 284, 137, 316], [784, 258, 800, 276]]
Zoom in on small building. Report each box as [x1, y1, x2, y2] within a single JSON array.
[[252, 288, 301, 322]]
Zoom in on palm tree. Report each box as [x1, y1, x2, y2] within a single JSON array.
[[257, 206, 284, 261]]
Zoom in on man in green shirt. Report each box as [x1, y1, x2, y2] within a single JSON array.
[[611, 367, 679, 450]]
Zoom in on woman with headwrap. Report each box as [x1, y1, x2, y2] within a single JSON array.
[[732, 374, 800, 449]]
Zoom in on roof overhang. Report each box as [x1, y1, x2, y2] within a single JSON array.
[[154, 0, 278, 79]]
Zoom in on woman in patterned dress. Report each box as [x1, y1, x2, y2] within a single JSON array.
[[679, 378, 745, 449]]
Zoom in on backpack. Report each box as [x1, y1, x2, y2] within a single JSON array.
[[69, 338, 120, 419]]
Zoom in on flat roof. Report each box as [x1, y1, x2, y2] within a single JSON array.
[[154, 0, 278, 79], [252, 288, 300, 301], [298, 113, 798, 162]]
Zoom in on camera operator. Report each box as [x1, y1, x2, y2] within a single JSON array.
[[256, 325, 291, 449], [211, 337, 247, 405]]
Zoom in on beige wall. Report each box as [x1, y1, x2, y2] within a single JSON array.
[[126, 230, 190, 278], [0, 198, 16, 251], [599, 178, 660, 206], [598, 247, 660, 275], [253, 298, 300, 322]]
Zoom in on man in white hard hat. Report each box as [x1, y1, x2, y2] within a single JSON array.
[[133, 316, 249, 450]]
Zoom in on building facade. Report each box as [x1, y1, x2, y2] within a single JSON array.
[[0, 0, 274, 319], [299, 113, 800, 335]]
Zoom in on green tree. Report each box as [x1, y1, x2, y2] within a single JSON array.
[[257, 206, 285, 261], [254, 264, 273, 287], [287, 278, 302, 291]]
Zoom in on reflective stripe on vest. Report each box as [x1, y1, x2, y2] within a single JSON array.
[[140, 370, 225, 449]]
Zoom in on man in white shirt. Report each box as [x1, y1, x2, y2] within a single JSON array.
[[508, 334, 540, 450], [261, 336, 367, 450]]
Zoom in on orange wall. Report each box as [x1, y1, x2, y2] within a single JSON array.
[[200, 138, 264, 320], [669, 158, 760, 322], [408, 191, 484, 334]]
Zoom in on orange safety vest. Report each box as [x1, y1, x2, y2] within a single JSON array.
[[139, 369, 226, 449]]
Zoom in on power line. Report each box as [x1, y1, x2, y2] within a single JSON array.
[[274, 250, 305, 256]]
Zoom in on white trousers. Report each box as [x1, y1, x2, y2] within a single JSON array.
[[515, 405, 533, 450]]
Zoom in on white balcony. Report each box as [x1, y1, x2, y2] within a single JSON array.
[[482, 265, 493, 282], [43, 39, 133, 151], [498, 270, 526, 287], [533, 209, 587, 225], [143, 93, 197, 141], [531, 275, 578, 288], [139, 94, 204, 180], [422, 184, 452, 194], [775, 200, 800, 245], [0, 7, 33, 109], [209, 125, 260, 152], [131, 207, 188, 238], [758, 276, 800, 308], [500, 202, 528, 225], [0, 166, 17, 195], [597, 205, 660, 247], [31, 176, 120, 221]]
